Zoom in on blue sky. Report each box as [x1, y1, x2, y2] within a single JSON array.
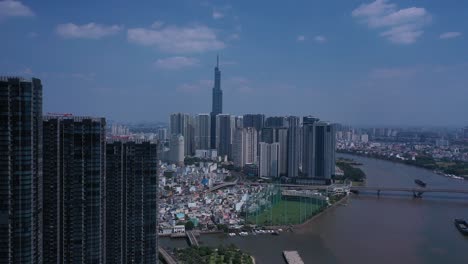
[[1, 0, 467, 126]]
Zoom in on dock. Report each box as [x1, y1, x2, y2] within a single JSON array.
[[283, 251, 304, 264]]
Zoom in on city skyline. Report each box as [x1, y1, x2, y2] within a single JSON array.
[[1, 0, 467, 126]]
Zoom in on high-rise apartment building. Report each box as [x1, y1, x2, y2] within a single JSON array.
[[302, 119, 336, 180], [265, 116, 287, 128], [277, 128, 288, 176], [42, 116, 106, 264], [0, 77, 43, 264], [216, 114, 233, 159], [286, 116, 300, 177], [210, 56, 223, 149], [106, 141, 159, 264], [243, 114, 264, 132], [259, 142, 280, 178], [195, 114, 211, 150], [170, 113, 194, 156], [232, 128, 258, 167], [170, 134, 185, 165]]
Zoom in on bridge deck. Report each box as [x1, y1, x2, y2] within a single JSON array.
[[186, 231, 199, 247], [159, 247, 177, 264]]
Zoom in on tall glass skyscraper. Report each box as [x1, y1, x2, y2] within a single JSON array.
[[286, 116, 300, 177], [0, 77, 43, 264], [210, 56, 222, 149], [42, 116, 106, 264], [106, 141, 159, 264]]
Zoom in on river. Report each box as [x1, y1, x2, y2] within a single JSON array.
[[160, 154, 468, 264]]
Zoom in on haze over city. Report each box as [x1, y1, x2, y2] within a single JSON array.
[[1, 0, 467, 126]]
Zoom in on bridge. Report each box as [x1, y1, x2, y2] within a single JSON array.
[[350, 186, 468, 197], [186, 231, 199, 247], [208, 176, 239, 192], [158, 247, 178, 264]]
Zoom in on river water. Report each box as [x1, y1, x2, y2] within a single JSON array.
[[160, 154, 468, 264]]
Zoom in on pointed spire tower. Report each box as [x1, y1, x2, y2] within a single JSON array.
[[210, 55, 223, 149]]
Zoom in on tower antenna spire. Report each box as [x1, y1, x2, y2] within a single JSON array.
[[217, 54, 219, 68]]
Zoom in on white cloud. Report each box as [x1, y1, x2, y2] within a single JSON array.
[[56, 23, 122, 39], [0, 0, 34, 18], [297, 35, 305, 42], [154, 56, 199, 70], [127, 24, 225, 53], [352, 0, 431, 44], [212, 10, 224, 19], [440, 32, 462, 39], [314, 35, 327, 43]]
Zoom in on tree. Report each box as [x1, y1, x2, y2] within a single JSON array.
[[185, 220, 195, 230]]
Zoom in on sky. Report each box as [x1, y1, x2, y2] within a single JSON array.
[[1, 0, 467, 126]]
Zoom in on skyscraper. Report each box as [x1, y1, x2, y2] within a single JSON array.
[[265, 116, 287, 128], [302, 119, 336, 180], [0, 77, 43, 264], [232, 128, 258, 168], [42, 115, 106, 264], [195, 114, 211, 150], [216, 114, 233, 159], [210, 55, 222, 149], [106, 141, 159, 264], [170, 134, 185, 165], [243, 114, 264, 132], [287, 116, 300, 177], [170, 113, 194, 156], [259, 142, 280, 178], [277, 128, 288, 176], [302, 116, 320, 178]]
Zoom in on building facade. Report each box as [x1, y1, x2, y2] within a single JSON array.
[[170, 134, 185, 165], [0, 77, 43, 264], [195, 114, 211, 150], [216, 114, 233, 159], [232, 128, 258, 168], [259, 142, 280, 178], [302, 119, 336, 180], [170, 113, 194, 156], [286, 116, 300, 177], [42, 116, 106, 264], [243, 114, 264, 132], [106, 141, 159, 264]]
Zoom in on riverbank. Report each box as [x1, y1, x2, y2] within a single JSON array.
[[338, 150, 468, 180], [294, 194, 348, 229]]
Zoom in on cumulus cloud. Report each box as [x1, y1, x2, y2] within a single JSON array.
[[56, 23, 122, 39], [352, 0, 431, 44], [127, 24, 225, 53], [154, 56, 199, 70], [297, 35, 305, 42], [0, 0, 34, 18], [314, 35, 327, 43], [440, 32, 462, 39]]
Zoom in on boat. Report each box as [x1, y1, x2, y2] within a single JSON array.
[[454, 219, 468, 236], [414, 179, 426, 187], [272, 231, 280, 236]]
